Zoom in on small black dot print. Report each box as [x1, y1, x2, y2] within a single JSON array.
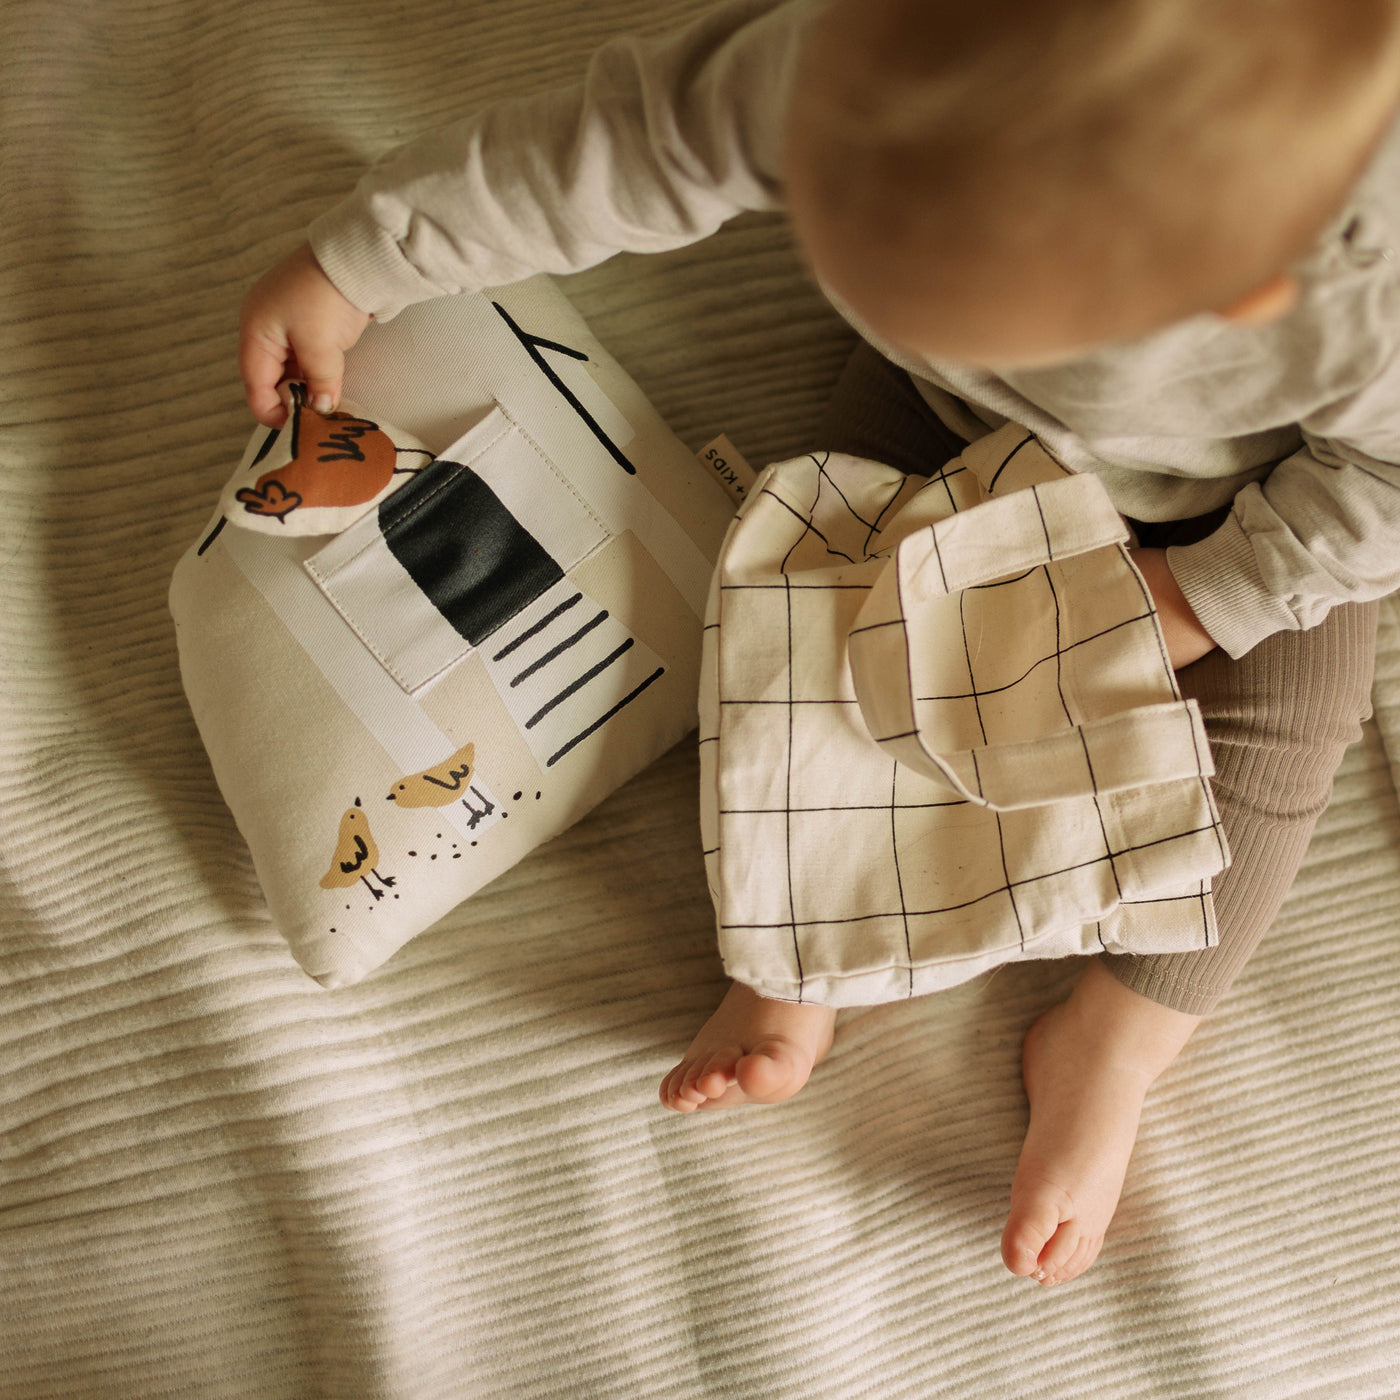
[[329, 927, 336, 933], [471, 840, 478, 847], [408, 850, 417, 857], [345, 904, 351, 910], [535, 791, 541, 800], [453, 853, 461, 859], [502, 811, 509, 819], [513, 791, 523, 801], [436, 833, 442, 839], [393, 893, 400, 899], [430, 853, 437, 860]]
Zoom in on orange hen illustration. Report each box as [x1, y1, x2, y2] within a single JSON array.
[[236, 384, 400, 521]]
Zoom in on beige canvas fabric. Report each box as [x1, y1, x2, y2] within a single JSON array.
[[170, 276, 735, 987], [8, 0, 1400, 1394], [702, 426, 1227, 1005]]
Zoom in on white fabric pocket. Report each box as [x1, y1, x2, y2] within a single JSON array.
[[848, 473, 1213, 809], [304, 405, 610, 696], [700, 423, 1230, 1008]]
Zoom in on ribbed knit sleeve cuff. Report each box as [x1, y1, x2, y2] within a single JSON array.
[[1166, 511, 1300, 659], [308, 195, 451, 322]]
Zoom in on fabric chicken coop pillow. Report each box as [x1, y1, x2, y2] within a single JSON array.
[[171, 277, 734, 988]]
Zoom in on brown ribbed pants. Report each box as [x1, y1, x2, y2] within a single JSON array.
[[820, 342, 1378, 1016]]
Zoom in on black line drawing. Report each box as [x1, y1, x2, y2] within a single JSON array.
[[492, 301, 637, 475]]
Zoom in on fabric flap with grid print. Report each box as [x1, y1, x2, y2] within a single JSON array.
[[699, 423, 1232, 1008]]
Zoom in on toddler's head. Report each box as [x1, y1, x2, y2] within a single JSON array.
[[785, 0, 1400, 366]]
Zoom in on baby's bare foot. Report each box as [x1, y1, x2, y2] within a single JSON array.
[[660, 981, 836, 1112], [1001, 960, 1200, 1287]]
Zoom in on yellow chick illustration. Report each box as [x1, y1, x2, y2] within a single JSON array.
[[387, 743, 475, 806], [386, 743, 496, 829], [386, 744, 501, 828], [320, 797, 396, 900]]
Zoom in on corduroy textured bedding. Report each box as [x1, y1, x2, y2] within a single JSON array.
[[3, 1, 1400, 1395]]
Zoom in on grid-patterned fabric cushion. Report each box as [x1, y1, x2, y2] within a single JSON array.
[[700, 423, 1229, 1006]]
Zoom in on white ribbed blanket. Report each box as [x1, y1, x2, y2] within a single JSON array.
[[3, 1, 1400, 1395]]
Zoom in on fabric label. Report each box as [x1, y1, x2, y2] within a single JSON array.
[[697, 435, 755, 509]]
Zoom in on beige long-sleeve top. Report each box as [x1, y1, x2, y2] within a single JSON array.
[[308, 0, 1400, 658]]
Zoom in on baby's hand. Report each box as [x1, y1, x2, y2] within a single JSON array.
[[238, 243, 372, 427], [1129, 546, 1216, 670]]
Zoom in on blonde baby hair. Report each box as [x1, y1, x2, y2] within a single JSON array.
[[786, 0, 1400, 349]]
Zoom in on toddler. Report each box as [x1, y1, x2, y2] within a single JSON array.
[[239, 0, 1400, 1287]]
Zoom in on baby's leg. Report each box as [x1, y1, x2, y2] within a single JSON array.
[[660, 342, 960, 1115], [659, 982, 836, 1111], [1003, 599, 1379, 1285], [1098, 599, 1378, 1015]]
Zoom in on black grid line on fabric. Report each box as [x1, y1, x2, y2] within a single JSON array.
[[765, 596, 1159, 705], [1030, 483, 1056, 562], [715, 819, 1224, 930], [783, 457, 847, 575], [890, 517, 923, 785], [766, 486, 858, 567], [785, 451, 925, 565], [724, 571, 1054, 598], [908, 613, 1156, 701], [976, 748, 1025, 948], [1119, 889, 1216, 906], [847, 618, 904, 639], [720, 697, 864, 706], [720, 799, 967, 815], [864, 470, 925, 559], [959, 588, 988, 745], [814, 452, 878, 530], [935, 462, 961, 516], [987, 433, 1037, 493], [867, 470, 938, 557], [889, 757, 914, 996], [1043, 565, 1073, 727], [1044, 553, 1124, 907], [968, 568, 1039, 590], [783, 570, 804, 999], [721, 583, 873, 591], [926, 519, 951, 595], [1076, 727, 1124, 901]]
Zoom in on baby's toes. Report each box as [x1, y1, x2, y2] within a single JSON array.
[[1001, 1178, 1070, 1278], [690, 1049, 741, 1100], [1039, 1230, 1102, 1287], [660, 1061, 710, 1112], [733, 1037, 811, 1103]]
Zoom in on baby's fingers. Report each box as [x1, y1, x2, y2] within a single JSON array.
[[239, 329, 294, 428], [237, 242, 370, 427], [288, 333, 348, 419]]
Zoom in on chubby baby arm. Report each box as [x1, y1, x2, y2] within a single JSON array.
[[238, 242, 373, 428], [1129, 545, 1217, 670]]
